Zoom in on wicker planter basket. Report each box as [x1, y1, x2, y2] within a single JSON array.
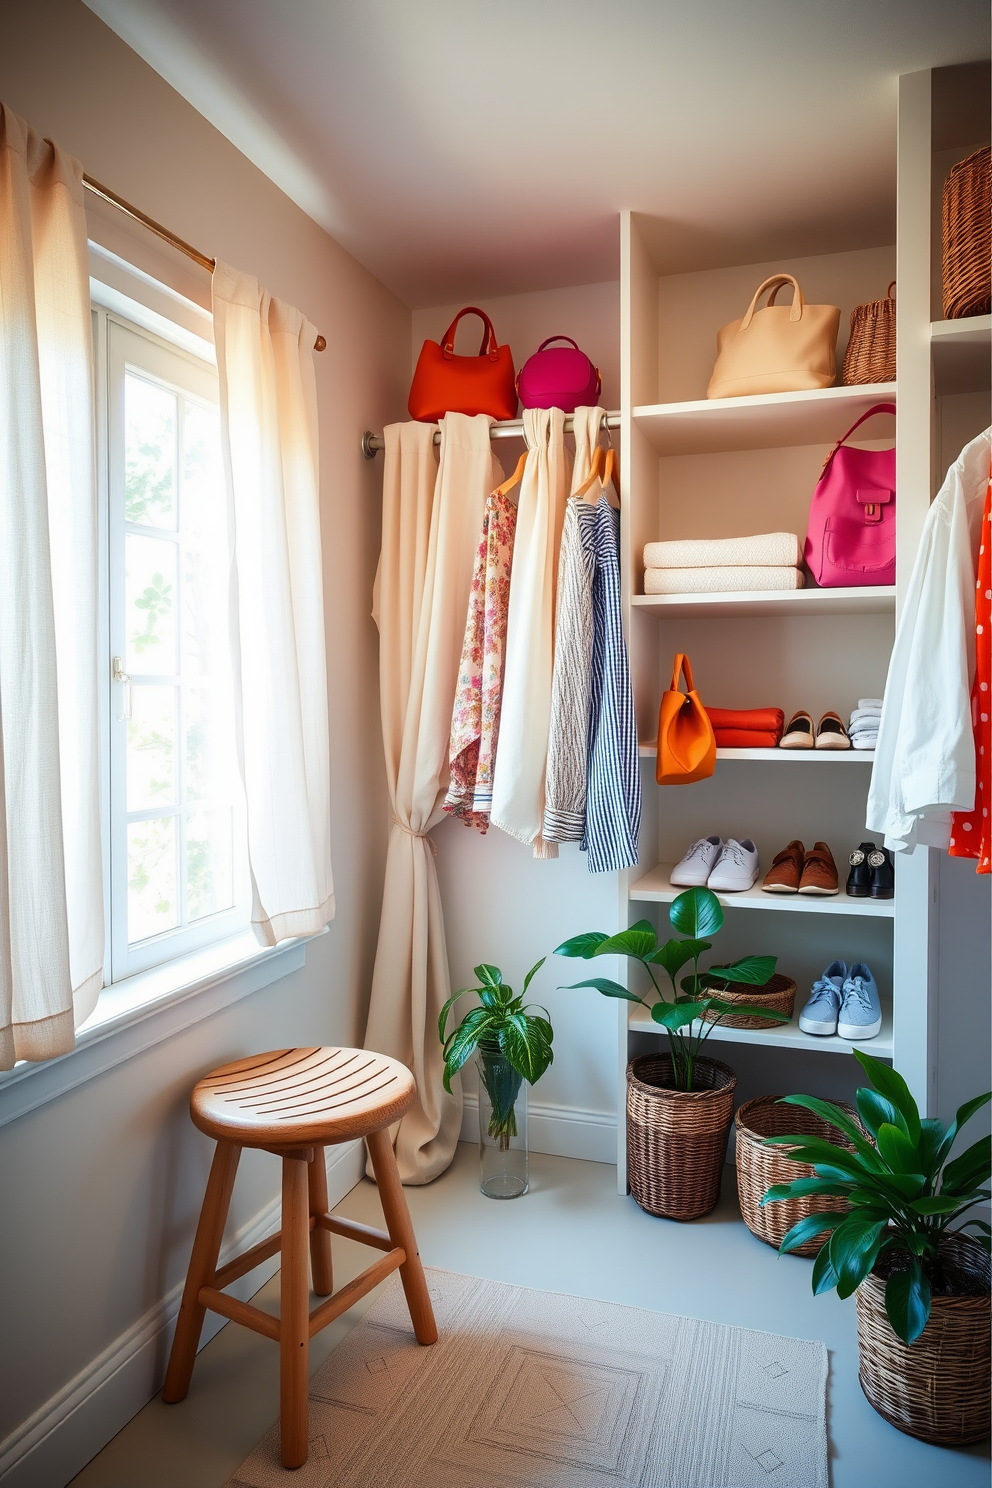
[[735, 1096, 865, 1255], [627, 1054, 736, 1221], [699, 973, 796, 1030], [842, 282, 896, 385], [942, 146, 991, 321], [856, 1232, 991, 1445]]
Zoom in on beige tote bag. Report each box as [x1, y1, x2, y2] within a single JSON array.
[[707, 274, 840, 399]]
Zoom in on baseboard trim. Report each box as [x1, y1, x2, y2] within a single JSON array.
[[0, 1139, 365, 1488], [459, 1093, 616, 1165]]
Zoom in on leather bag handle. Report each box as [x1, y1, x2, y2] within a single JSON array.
[[820, 402, 896, 473], [535, 335, 581, 353], [670, 652, 695, 694], [441, 306, 499, 362], [739, 274, 805, 331]]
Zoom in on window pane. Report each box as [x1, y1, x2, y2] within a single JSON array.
[[127, 816, 178, 942], [127, 685, 177, 811], [126, 533, 177, 675], [125, 374, 176, 528], [185, 685, 235, 802], [187, 808, 234, 921], [182, 401, 227, 680]]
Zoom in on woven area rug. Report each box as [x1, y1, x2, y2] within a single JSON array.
[[227, 1268, 828, 1487]]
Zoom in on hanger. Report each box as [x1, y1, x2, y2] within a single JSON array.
[[573, 444, 606, 501], [495, 451, 528, 499]]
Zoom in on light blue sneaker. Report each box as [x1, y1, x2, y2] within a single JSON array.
[[798, 960, 847, 1036], [838, 963, 882, 1040]]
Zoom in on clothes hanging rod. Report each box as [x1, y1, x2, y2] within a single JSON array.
[[81, 173, 327, 352], [361, 411, 620, 459]]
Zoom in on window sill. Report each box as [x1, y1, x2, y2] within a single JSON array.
[[0, 929, 322, 1130]]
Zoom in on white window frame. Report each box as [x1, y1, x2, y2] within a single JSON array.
[[96, 308, 250, 981]]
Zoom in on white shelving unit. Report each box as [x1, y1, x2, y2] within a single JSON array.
[[631, 586, 894, 618], [627, 1004, 894, 1060], [633, 381, 897, 456], [637, 745, 875, 762], [629, 864, 895, 917]]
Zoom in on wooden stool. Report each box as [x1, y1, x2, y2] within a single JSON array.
[[162, 1046, 437, 1469]]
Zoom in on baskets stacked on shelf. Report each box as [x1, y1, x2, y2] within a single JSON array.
[[942, 146, 991, 320], [842, 282, 896, 385], [735, 1095, 866, 1255]]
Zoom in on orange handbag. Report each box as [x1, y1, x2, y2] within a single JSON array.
[[408, 307, 518, 423], [656, 654, 717, 785]]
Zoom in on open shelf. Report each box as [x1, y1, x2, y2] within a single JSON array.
[[629, 864, 896, 918], [631, 586, 895, 618], [637, 745, 875, 762], [931, 316, 992, 396], [632, 382, 896, 456], [628, 1001, 893, 1058]]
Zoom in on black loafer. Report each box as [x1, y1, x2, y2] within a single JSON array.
[[846, 842, 875, 897], [868, 847, 894, 899]]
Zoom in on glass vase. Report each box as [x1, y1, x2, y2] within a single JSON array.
[[476, 1045, 528, 1199]]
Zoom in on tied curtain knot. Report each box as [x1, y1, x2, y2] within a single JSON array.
[[391, 816, 437, 856]]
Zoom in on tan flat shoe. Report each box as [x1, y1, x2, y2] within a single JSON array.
[[815, 711, 851, 750], [779, 710, 814, 749], [799, 841, 840, 895]]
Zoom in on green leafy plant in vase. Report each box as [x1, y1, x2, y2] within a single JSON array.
[[762, 1050, 991, 1444], [555, 886, 786, 1092], [439, 960, 552, 1199]]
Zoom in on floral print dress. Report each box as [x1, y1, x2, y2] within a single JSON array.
[[950, 464, 991, 873], [443, 490, 517, 831]]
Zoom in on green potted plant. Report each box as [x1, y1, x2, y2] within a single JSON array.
[[762, 1049, 991, 1444], [439, 960, 552, 1200], [556, 886, 786, 1219]]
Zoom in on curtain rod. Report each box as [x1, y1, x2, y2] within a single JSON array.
[[82, 174, 327, 353], [361, 411, 620, 458]]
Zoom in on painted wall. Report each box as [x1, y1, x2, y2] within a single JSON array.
[[0, 1, 407, 1480]]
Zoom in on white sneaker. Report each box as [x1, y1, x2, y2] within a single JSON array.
[[707, 838, 759, 892], [670, 835, 723, 887]]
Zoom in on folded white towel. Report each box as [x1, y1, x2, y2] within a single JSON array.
[[644, 565, 804, 595], [850, 707, 882, 728], [644, 532, 801, 570], [858, 698, 884, 711], [852, 734, 878, 750]]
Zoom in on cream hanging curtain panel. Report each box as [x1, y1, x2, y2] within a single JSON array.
[[0, 106, 103, 1067], [367, 414, 500, 1183], [212, 262, 334, 944]]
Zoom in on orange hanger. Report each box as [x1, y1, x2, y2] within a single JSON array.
[[495, 451, 527, 498], [602, 447, 619, 503], [573, 444, 606, 500]]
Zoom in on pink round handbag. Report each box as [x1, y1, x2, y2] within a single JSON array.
[[516, 336, 601, 413], [804, 403, 896, 587]]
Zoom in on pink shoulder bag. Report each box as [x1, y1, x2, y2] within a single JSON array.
[[804, 403, 896, 588]]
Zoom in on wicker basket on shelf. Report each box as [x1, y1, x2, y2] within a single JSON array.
[[942, 146, 991, 320], [699, 973, 796, 1030], [857, 1232, 991, 1445], [735, 1095, 865, 1255], [627, 1053, 736, 1221], [842, 282, 896, 384]]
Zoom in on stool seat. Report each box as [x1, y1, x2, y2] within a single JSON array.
[[190, 1046, 415, 1147], [164, 1045, 436, 1470]]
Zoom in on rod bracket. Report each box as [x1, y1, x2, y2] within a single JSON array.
[[362, 430, 381, 460]]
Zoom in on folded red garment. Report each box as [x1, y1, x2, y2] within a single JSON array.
[[706, 706, 785, 732], [713, 728, 783, 749]]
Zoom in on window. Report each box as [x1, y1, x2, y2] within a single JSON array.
[[97, 313, 249, 980]]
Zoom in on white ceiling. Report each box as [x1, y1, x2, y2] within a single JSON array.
[[85, 0, 988, 308]]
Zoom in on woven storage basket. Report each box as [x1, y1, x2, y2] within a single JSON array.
[[842, 282, 896, 385], [627, 1053, 736, 1220], [735, 1096, 864, 1255], [857, 1232, 991, 1445], [699, 973, 796, 1030], [942, 146, 991, 320]]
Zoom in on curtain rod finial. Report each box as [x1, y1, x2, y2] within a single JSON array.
[[362, 431, 381, 460], [314, 334, 326, 352]]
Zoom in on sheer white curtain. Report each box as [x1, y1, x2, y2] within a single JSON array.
[[0, 105, 103, 1068], [212, 262, 334, 944], [366, 415, 500, 1183]]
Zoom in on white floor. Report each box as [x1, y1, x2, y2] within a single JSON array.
[[71, 1143, 990, 1488]]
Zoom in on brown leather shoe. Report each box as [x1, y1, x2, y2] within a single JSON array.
[[762, 839, 805, 893], [799, 841, 839, 895]]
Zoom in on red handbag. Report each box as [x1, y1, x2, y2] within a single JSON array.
[[408, 307, 517, 423]]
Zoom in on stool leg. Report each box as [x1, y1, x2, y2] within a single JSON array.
[[307, 1146, 334, 1296], [163, 1140, 241, 1403], [280, 1155, 311, 1468], [366, 1128, 438, 1346]]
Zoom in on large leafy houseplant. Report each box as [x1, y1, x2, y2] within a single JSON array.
[[555, 886, 786, 1092], [439, 961, 552, 1150], [763, 1049, 991, 1343]]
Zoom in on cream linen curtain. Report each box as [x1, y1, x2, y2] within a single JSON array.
[[570, 406, 606, 492], [490, 407, 571, 856], [367, 414, 500, 1183], [212, 262, 334, 944], [0, 107, 103, 1067]]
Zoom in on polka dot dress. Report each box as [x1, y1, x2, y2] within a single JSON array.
[[950, 466, 991, 874]]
